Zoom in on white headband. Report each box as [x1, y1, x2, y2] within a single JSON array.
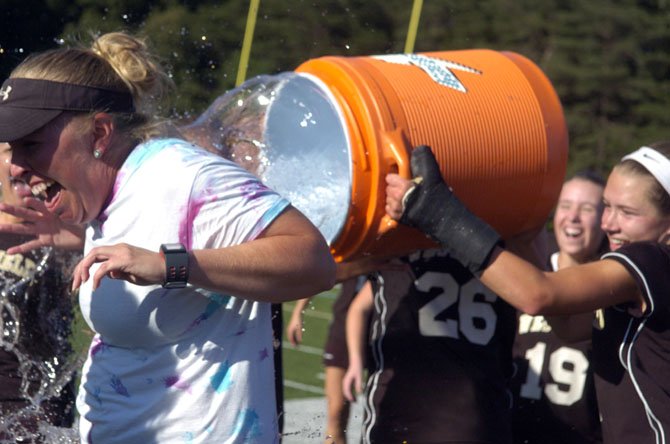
[[621, 146, 670, 198]]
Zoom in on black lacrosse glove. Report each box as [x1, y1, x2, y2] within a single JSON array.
[[400, 145, 502, 274]]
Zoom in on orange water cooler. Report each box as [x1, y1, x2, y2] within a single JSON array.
[[293, 49, 568, 262], [186, 49, 568, 262]]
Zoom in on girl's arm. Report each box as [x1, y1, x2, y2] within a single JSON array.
[[286, 297, 312, 346], [342, 281, 374, 402], [480, 248, 641, 315], [386, 146, 643, 315]]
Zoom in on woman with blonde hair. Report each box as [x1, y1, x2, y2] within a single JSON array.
[[0, 32, 335, 443]]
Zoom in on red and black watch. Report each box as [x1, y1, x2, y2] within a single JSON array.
[[160, 243, 189, 288]]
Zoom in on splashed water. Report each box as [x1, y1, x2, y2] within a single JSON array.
[[181, 72, 352, 244], [0, 243, 84, 443], [177, 72, 356, 441]]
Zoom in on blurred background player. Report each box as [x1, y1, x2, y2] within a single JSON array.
[[511, 171, 606, 444], [287, 276, 367, 443], [343, 248, 519, 443]]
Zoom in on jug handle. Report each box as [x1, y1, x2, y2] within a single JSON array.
[[378, 128, 411, 235]]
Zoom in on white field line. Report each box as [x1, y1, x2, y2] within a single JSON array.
[[283, 379, 324, 395], [282, 343, 325, 394], [282, 305, 332, 396], [281, 298, 333, 395], [283, 343, 323, 356]]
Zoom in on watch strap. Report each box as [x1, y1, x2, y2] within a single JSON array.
[[160, 243, 189, 288]]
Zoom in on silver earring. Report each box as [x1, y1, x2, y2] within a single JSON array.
[[93, 149, 102, 159]]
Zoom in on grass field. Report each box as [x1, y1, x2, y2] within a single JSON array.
[[281, 287, 338, 400]]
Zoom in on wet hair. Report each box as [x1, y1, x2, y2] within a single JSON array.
[[9, 32, 174, 142], [618, 140, 670, 216]]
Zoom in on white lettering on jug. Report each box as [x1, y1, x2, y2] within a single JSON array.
[[372, 54, 481, 93]]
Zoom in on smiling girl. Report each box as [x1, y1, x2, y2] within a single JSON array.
[[386, 141, 670, 444]]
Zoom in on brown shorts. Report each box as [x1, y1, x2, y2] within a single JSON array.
[[322, 277, 366, 369]]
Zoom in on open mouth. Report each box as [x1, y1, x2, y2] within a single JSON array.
[[30, 180, 61, 206], [609, 238, 627, 247], [30, 181, 52, 200], [563, 227, 583, 238]]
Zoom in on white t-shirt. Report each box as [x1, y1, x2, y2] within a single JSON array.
[[76, 138, 289, 443]]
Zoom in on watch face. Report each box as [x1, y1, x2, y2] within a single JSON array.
[[161, 243, 189, 289], [161, 243, 186, 253]]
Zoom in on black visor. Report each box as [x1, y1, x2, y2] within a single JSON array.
[[0, 78, 135, 142]]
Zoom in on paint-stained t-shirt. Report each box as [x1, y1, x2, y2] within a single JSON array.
[[76, 139, 289, 443]]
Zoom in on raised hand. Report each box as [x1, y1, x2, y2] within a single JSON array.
[[385, 173, 416, 221], [0, 197, 85, 253], [385, 145, 501, 274], [72, 243, 165, 291]]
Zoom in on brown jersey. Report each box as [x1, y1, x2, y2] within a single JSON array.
[[595, 242, 670, 444], [510, 252, 602, 444], [322, 276, 366, 369], [511, 313, 602, 444], [361, 249, 516, 443]]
